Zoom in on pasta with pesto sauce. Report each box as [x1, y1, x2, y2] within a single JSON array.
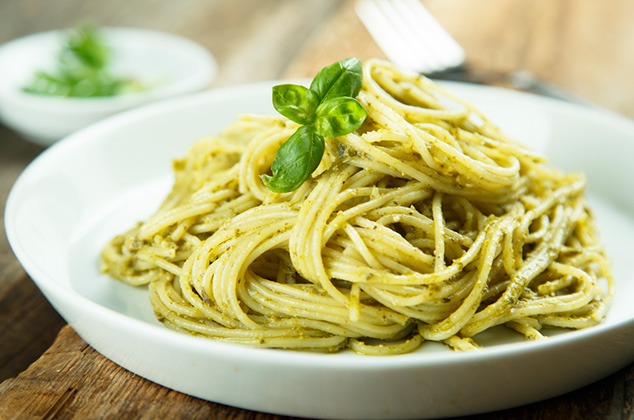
[[100, 59, 613, 354]]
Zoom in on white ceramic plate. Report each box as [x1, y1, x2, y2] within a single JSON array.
[[6, 81, 634, 419]]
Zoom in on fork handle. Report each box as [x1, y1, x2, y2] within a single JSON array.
[[431, 67, 596, 107]]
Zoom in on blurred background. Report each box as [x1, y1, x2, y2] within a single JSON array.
[[2, 0, 633, 114], [1, 0, 634, 418]]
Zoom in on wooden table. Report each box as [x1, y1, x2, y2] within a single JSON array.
[[1, 0, 633, 418]]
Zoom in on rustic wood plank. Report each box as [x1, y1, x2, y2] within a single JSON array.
[[207, 0, 341, 87], [0, 124, 67, 383], [0, 326, 307, 420], [459, 366, 634, 420], [0, 272, 66, 382], [283, 0, 385, 79], [0, 126, 45, 296], [423, 0, 634, 117]]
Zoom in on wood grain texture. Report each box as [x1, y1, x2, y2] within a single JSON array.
[[1, 0, 634, 418], [0, 326, 305, 420], [424, 0, 634, 117], [0, 272, 66, 383], [0, 124, 66, 383]]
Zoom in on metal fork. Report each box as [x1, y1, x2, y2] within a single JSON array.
[[355, 0, 592, 105]]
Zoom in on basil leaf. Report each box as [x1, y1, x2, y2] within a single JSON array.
[[313, 97, 368, 138], [309, 57, 363, 101], [262, 125, 325, 193], [272, 84, 319, 125], [264, 58, 367, 193], [63, 23, 110, 70]]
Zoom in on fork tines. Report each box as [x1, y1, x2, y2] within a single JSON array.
[[355, 0, 466, 75]]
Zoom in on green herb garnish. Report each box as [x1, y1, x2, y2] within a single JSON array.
[[23, 23, 145, 98], [262, 57, 368, 193]]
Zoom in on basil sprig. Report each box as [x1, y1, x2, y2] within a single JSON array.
[[262, 57, 367, 193], [23, 23, 146, 98]]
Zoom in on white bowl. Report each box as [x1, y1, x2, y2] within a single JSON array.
[[6, 81, 634, 419], [0, 27, 216, 146]]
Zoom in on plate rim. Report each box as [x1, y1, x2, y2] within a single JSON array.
[[6, 79, 634, 418]]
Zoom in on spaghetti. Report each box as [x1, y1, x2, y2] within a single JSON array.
[[100, 59, 613, 354]]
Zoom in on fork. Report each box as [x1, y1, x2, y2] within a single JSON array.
[[355, 0, 592, 105]]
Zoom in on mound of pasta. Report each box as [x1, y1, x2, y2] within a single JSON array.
[[101, 59, 613, 354]]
